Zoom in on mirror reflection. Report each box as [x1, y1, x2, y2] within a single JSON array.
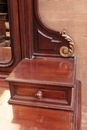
[[0, 0, 11, 63]]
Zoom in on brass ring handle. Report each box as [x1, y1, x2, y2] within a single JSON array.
[[35, 91, 43, 99]]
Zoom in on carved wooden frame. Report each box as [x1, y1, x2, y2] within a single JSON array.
[[33, 0, 75, 58], [18, 0, 75, 59]]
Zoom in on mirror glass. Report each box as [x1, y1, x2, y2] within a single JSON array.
[[0, 0, 11, 63]]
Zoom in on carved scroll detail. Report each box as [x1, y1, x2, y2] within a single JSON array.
[[60, 29, 75, 57]]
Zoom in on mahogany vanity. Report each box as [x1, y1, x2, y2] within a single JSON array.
[[1, 0, 81, 129]]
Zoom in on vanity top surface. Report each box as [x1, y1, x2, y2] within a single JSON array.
[[6, 57, 76, 86]]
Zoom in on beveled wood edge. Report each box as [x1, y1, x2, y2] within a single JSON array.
[[5, 57, 76, 87], [6, 79, 75, 87], [8, 98, 74, 111]]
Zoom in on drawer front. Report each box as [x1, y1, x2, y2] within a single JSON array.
[[9, 83, 74, 110]]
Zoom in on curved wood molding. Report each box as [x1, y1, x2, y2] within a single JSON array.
[[0, 0, 21, 76], [33, 0, 75, 57], [60, 29, 75, 57]]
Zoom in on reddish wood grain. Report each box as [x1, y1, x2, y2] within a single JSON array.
[[6, 57, 75, 86], [0, 79, 81, 130]]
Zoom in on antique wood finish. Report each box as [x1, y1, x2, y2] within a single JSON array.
[[5, 0, 81, 130], [17, 0, 75, 58], [0, 0, 75, 78], [0, 86, 80, 130], [6, 57, 76, 110], [33, 0, 75, 57], [6, 57, 81, 129], [0, 80, 81, 130], [0, 0, 21, 77], [18, 0, 34, 59], [8, 82, 73, 110], [6, 57, 76, 85]]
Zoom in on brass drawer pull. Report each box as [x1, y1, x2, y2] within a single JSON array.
[[35, 91, 43, 99]]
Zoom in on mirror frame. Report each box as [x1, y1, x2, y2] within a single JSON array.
[[0, 0, 21, 77], [33, 0, 75, 58]]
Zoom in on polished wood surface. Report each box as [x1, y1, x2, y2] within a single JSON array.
[[3, 0, 81, 130], [6, 57, 75, 85], [0, 79, 81, 130], [6, 57, 81, 129], [6, 57, 76, 110], [0, 0, 21, 75]]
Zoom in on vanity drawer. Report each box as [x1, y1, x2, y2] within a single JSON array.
[[9, 82, 74, 110]]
